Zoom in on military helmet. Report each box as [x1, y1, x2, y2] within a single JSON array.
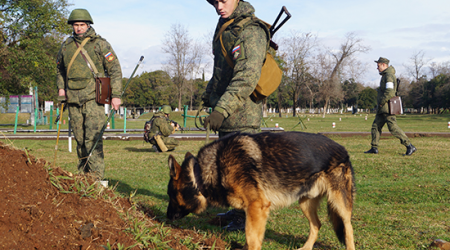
[[162, 105, 172, 114], [68, 9, 94, 24]]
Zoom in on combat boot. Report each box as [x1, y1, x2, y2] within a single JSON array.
[[218, 209, 246, 231], [405, 144, 416, 156], [151, 145, 161, 153], [364, 147, 378, 154]]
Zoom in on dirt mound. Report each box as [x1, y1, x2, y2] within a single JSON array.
[[0, 142, 228, 249]]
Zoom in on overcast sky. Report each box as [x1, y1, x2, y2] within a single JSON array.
[[68, 0, 450, 86]]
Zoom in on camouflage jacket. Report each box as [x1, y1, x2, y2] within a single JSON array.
[[56, 27, 122, 105], [149, 112, 175, 138], [204, 1, 267, 132], [377, 66, 397, 114]]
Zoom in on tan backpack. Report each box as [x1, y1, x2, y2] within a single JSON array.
[[216, 17, 283, 102]]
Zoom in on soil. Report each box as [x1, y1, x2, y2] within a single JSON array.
[[0, 142, 228, 250]]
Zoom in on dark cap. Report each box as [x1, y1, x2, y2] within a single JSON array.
[[374, 57, 389, 65]]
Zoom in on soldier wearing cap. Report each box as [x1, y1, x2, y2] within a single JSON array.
[[202, 0, 269, 232], [365, 57, 416, 156], [56, 9, 122, 180], [202, 0, 267, 137], [147, 105, 180, 152]]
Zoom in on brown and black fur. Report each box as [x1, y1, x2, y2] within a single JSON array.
[[167, 131, 356, 250]]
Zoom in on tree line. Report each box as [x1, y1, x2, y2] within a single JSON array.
[[1, 1, 449, 115]]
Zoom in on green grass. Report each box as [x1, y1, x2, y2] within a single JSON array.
[[2, 113, 450, 249], [2, 111, 450, 133]]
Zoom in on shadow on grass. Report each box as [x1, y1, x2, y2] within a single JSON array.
[[160, 207, 336, 250], [107, 178, 169, 211], [124, 147, 151, 153]]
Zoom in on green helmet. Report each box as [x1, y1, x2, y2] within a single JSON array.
[[162, 105, 172, 114], [68, 9, 94, 24]]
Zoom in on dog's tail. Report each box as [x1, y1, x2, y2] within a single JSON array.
[[326, 160, 356, 246]]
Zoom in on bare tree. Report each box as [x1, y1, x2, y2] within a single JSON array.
[[162, 23, 204, 110], [404, 50, 432, 81], [315, 32, 370, 117], [281, 31, 317, 116], [311, 51, 343, 116], [429, 61, 450, 78]]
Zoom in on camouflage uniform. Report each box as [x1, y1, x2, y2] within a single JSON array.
[[148, 111, 179, 151], [204, 0, 269, 231], [370, 65, 411, 148], [56, 27, 122, 179], [203, 1, 268, 137]]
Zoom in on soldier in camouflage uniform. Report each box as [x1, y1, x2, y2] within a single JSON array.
[[203, 0, 268, 138], [147, 105, 180, 152], [203, 0, 269, 231], [56, 9, 122, 180], [365, 57, 416, 156]]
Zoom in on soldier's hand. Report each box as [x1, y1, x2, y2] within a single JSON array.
[[111, 98, 121, 111], [204, 111, 224, 132], [58, 89, 67, 104]]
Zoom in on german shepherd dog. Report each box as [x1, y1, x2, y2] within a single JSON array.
[[167, 131, 356, 250]]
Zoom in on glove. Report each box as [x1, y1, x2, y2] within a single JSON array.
[[204, 111, 225, 132]]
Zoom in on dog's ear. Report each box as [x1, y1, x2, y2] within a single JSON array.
[[168, 155, 181, 180], [185, 152, 193, 159]]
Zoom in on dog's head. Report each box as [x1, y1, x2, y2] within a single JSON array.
[[167, 152, 207, 220]]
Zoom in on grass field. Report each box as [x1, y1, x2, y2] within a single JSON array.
[[2, 110, 450, 133], [1, 112, 450, 249]]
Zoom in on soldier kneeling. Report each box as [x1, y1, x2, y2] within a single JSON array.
[[145, 105, 179, 152]]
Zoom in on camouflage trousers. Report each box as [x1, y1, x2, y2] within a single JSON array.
[[150, 136, 179, 151], [371, 113, 411, 149], [68, 100, 105, 180]]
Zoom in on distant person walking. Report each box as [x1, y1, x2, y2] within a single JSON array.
[[365, 57, 416, 156], [56, 9, 122, 180]]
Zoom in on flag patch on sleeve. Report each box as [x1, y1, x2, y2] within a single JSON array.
[[232, 45, 241, 60], [105, 52, 115, 62]]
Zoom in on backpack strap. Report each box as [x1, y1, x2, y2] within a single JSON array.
[[75, 41, 100, 76], [66, 37, 90, 81], [214, 19, 236, 68], [216, 17, 270, 69]]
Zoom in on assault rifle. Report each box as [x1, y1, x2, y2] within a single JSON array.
[[170, 120, 184, 131], [269, 6, 291, 50]]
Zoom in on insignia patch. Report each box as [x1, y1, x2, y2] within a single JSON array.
[[232, 45, 241, 60], [105, 52, 115, 62]]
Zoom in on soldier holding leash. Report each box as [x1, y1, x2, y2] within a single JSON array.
[[203, 0, 270, 231]]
